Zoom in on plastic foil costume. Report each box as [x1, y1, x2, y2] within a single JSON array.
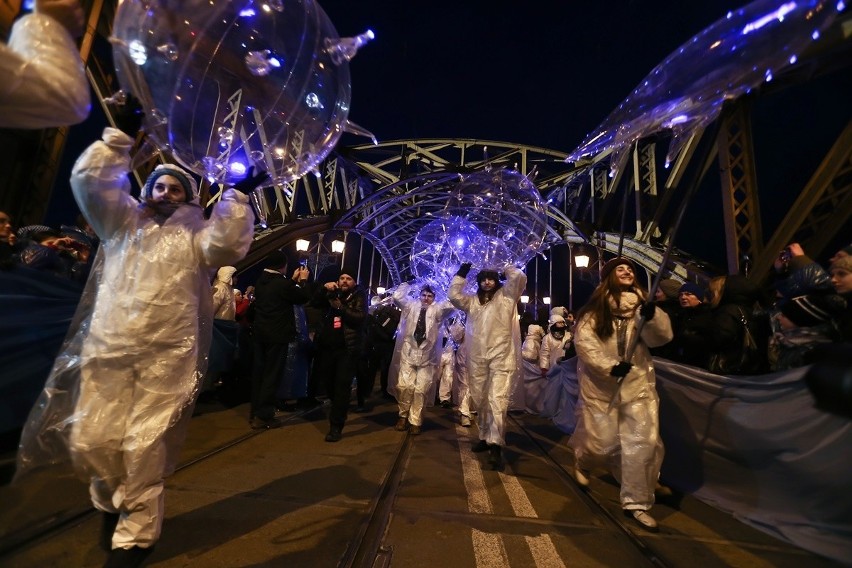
[[0, 11, 89, 128], [571, 290, 672, 511], [17, 127, 254, 549], [389, 283, 455, 426], [449, 266, 526, 446]]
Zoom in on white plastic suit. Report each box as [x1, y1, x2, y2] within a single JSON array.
[[0, 11, 90, 128], [390, 283, 455, 427], [212, 266, 237, 320], [571, 291, 672, 512], [19, 127, 254, 550], [449, 266, 526, 446], [438, 316, 466, 403], [521, 324, 548, 414], [539, 315, 572, 372]]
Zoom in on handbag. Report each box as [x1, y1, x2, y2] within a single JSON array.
[[707, 307, 761, 374]]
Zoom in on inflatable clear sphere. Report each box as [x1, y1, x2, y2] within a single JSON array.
[[410, 216, 487, 296], [410, 168, 549, 293], [567, 0, 842, 176], [110, 0, 373, 185]]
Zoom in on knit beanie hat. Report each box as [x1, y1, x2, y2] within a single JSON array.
[[600, 257, 636, 281], [476, 269, 501, 284], [658, 278, 681, 300], [779, 294, 836, 327], [143, 164, 199, 203], [339, 264, 359, 280], [678, 282, 705, 300]]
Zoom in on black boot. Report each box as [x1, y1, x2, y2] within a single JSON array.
[[471, 439, 489, 453], [99, 512, 120, 552], [325, 427, 343, 442], [487, 444, 502, 470], [103, 545, 155, 568]]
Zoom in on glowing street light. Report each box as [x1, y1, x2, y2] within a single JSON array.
[[543, 296, 551, 305], [295, 238, 310, 252], [331, 239, 346, 253], [574, 251, 590, 268], [376, 286, 386, 295], [520, 295, 529, 304]]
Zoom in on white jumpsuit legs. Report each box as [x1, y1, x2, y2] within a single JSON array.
[[396, 361, 437, 426], [70, 347, 196, 548], [468, 354, 512, 445], [573, 386, 663, 510]]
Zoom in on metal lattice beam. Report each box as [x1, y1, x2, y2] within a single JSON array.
[[750, 118, 852, 281], [717, 99, 764, 274]]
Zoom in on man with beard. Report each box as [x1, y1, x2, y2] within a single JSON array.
[[312, 266, 368, 442], [16, 96, 264, 567], [449, 263, 526, 470]]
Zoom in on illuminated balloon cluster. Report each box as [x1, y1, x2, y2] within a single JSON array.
[[410, 168, 549, 294], [568, 0, 843, 177], [110, 0, 374, 187]]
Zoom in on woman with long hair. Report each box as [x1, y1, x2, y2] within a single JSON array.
[[571, 257, 672, 531]]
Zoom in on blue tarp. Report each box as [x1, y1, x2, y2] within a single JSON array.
[[0, 266, 83, 434], [544, 356, 852, 564]]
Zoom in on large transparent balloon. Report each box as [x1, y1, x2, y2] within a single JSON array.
[[567, 0, 843, 177], [408, 168, 549, 293], [110, 0, 374, 186]]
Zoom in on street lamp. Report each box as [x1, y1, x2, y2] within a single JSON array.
[[295, 239, 310, 252], [520, 294, 529, 304], [376, 286, 386, 295], [574, 248, 590, 268], [331, 239, 346, 253], [543, 296, 551, 305]]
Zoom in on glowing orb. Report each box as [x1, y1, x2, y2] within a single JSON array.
[[111, 0, 372, 185]]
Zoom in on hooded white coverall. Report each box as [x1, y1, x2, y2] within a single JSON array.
[[571, 292, 672, 511], [212, 266, 237, 320], [63, 127, 253, 549], [0, 12, 90, 128], [449, 266, 526, 446], [390, 283, 455, 426]]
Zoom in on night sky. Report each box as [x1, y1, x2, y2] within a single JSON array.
[[47, 1, 851, 275]]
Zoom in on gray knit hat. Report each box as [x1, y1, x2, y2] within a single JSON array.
[[143, 164, 199, 204]]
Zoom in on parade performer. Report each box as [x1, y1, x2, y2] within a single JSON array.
[[17, 101, 263, 566], [389, 283, 455, 434], [571, 257, 672, 531], [449, 263, 526, 469]]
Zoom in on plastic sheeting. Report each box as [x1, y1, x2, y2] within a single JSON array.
[[545, 356, 852, 563]]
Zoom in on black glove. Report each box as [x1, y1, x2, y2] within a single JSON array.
[[609, 361, 633, 378], [111, 92, 144, 138], [457, 262, 472, 278], [639, 301, 656, 321], [232, 166, 271, 195]]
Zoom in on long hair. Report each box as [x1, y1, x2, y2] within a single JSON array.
[[707, 276, 726, 308], [577, 269, 648, 339]]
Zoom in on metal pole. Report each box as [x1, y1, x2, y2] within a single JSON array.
[[608, 120, 720, 411], [569, 245, 574, 311]]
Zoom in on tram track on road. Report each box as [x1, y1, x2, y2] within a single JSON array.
[[3, 405, 671, 567], [508, 414, 669, 567], [0, 405, 321, 559], [335, 411, 671, 568]]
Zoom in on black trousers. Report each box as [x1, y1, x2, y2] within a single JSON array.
[[251, 341, 289, 421], [313, 346, 358, 429]]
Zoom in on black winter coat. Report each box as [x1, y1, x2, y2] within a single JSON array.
[[252, 269, 312, 344]]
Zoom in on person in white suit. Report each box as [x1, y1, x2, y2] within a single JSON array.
[[449, 263, 526, 470], [390, 283, 455, 434]]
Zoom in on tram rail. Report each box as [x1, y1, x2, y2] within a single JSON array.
[[0, 401, 829, 567]]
